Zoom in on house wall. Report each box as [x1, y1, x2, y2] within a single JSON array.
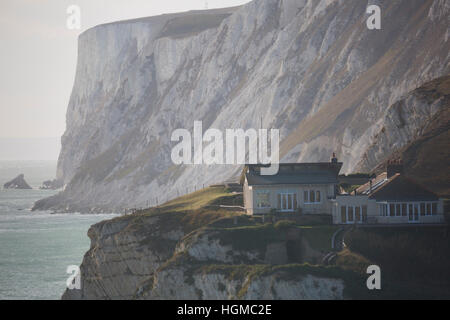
[[246, 183, 336, 215], [332, 196, 377, 224]]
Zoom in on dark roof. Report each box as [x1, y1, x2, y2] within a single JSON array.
[[368, 174, 439, 201], [242, 163, 342, 186]]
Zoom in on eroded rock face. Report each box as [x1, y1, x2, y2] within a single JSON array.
[[35, 0, 450, 213], [3, 174, 32, 190], [61, 211, 347, 300]]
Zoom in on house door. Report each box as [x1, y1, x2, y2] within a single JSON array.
[[408, 203, 419, 223]]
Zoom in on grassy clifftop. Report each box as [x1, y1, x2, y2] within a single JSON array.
[[76, 186, 450, 299]]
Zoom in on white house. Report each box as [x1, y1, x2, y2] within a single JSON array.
[[241, 157, 446, 225]]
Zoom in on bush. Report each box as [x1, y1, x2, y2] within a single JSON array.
[[274, 220, 297, 230]]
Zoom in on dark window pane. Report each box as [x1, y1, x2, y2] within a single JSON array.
[[426, 203, 431, 216], [355, 206, 361, 221], [341, 206, 347, 223], [390, 204, 395, 217], [348, 207, 354, 221], [362, 206, 367, 222], [288, 194, 292, 210], [402, 204, 407, 216], [293, 194, 297, 209], [432, 203, 437, 215]]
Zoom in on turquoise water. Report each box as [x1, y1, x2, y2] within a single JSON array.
[[0, 162, 117, 299]]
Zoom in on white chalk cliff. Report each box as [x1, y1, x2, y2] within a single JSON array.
[[34, 0, 450, 212]]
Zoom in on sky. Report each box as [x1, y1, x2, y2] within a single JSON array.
[[0, 0, 251, 160]]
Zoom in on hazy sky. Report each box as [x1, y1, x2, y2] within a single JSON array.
[[0, 0, 250, 159]]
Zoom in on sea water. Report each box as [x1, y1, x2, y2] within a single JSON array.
[[0, 161, 118, 299]]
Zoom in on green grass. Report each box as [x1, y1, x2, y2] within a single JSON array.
[[159, 186, 238, 212], [107, 186, 243, 235]]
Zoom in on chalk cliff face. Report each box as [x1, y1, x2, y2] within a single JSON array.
[[34, 0, 450, 212], [61, 207, 349, 300]]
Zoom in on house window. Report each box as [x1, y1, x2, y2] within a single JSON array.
[[420, 203, 426, 216], [414, 203, 419, 216], [362, 205, 368, 222], [341, 206, 347, 223], [310, 190, 315, 203], [256, 191, 271, 208], [304, 190, 321, 203], [355, 206, 361, 221], [293, 194, 298, 210], [379, 204, 387, 216], [402, 203, 407, 217], [396, 204, 401, 217], [278, 192, 297, 212], [389, 204, 395, 217], [432, 203, 437, 215], [348, 207, 354, 222]]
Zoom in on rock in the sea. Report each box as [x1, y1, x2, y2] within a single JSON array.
[[39, 179, 63, 190], [3, 174, 32, 190]]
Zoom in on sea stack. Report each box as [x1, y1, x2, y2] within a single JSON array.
[[3, 174, 32, 190]]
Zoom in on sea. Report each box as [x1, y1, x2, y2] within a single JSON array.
[[0, 161, 118, 300]]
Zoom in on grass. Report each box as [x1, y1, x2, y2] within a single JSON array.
[[106, 186, 243, 236], [158, 186, 238, 212]]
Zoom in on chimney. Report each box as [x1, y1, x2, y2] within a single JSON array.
[[387, 160, 403, 178], [331, 152, 338, 164]]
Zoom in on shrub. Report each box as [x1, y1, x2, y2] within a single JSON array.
[[274, 220, 296, 230]]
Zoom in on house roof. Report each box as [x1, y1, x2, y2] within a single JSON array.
[[368, 174, 439, 201], [242, 162, 342, 186], [356, 172, 388, 195]]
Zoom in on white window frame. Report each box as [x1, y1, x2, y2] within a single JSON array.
[[304, 189, 322, 204], [377, 201, 439, 222], [341, 205, 366, 224], [278, 191, 297, 212]]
